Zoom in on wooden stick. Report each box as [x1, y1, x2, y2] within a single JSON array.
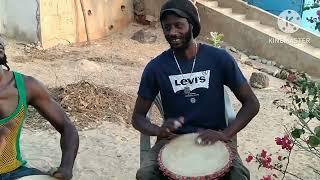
[[79, 0, 90, 43]]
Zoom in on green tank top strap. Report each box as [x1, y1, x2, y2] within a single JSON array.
[[13, 71, 27, 110]]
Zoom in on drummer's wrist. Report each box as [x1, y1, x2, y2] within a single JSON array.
[[222, 129, 234, 140], [153, 126, 162, 137]]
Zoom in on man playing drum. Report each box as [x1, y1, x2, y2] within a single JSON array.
[[0, 38, 79, 180], [132, 0, 260, 179]]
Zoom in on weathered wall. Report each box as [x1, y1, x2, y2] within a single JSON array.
[[0, 1, 5, 33], [144, 0, 166, 18], [0, 0, 39, 42], [40, 0, 134, 48]]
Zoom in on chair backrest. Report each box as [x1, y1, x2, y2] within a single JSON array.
[[139, 87, 236, 167]]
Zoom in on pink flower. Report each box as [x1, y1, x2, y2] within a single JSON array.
[[317, 10, 320, 17], [261, 157, 273, 169], [275, 135, 293, 151], [261, 150, 267, 158], [275, 137, 282, 145], [246, 154, 254, 163], [287, 73, 297, 82], [261, 175, 272, 180]]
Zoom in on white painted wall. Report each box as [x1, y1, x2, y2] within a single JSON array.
[[0, 0, 38, 42], [0, 0, 6, 34]]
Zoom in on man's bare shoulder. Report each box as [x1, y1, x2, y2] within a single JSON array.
[[22, 74, 50, 101], [23, 74, 42, 88]]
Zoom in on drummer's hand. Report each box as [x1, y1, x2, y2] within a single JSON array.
[[196, 130, 230, 145], [52, 167, 72, 180], [158, 117, 184, 139]]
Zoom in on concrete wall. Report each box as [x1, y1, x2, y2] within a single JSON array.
[[144, 0, 166, 18], [197, 2, 320, 75], [40, 0, 134, 48], [0, 0, 39, 42]]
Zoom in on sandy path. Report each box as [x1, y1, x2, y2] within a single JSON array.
[[3, 23, 319, 179], [21, 122, 140, 180]]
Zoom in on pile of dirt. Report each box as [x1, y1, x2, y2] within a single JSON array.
[[25, 81, 135, 130]]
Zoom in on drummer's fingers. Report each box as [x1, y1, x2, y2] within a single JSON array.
[[53, 173, 65, 180], [173, 120, 183, 129], [177, 116, 185, 124], [168, 133, 178, 140], [196, 134, 209, 145], [198, 133, 219, 145], [164, 121, 180, 131], [202, 136, 215, 145]]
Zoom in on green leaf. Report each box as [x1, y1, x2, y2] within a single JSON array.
[[315, 126, 320, 137], [302, 85, 307, 94], [301, 111, 309, 119], [309, 112, 315, 119], [308, 85, 317, 96], [308, 136, 320, 147], [291, 128, 305, 139]]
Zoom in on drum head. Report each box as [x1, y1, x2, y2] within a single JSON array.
[[158, 133, 235, 179], [17, 175, 57, 180]]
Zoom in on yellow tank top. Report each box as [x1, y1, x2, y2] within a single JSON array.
[[0, 72, 27, 174]]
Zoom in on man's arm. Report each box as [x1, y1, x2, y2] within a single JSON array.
[[197, 50, 259, 145], [132, 96, 160, 136], [25, 76, 79, 179], [132, 96, 184, 138], [223, 82, 260, 139], [197, 83, 259, 145]]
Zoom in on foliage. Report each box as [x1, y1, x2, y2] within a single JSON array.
[[247, 73, 320, 180], [207, 32, 224, 48], [303, 2, 320, 32]]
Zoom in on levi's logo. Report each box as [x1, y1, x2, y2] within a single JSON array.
[[169, 70, 210, 93]]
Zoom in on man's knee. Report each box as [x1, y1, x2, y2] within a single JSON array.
[[228, 157, 250, 180], [136, 165, 161, 180]]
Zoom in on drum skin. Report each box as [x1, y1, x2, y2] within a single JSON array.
[[158, 133, 236, 180], [17, 175, 57, 180]]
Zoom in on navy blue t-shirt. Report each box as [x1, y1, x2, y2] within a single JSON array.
[[138, 43, 247, 134]]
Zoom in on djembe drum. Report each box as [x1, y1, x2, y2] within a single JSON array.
[[18, 175, 57, 180], [158, 133, 235, 180]]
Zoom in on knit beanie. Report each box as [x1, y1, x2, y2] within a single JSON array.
[[160, 0, 201, 38]]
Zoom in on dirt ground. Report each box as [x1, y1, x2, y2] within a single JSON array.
[[3, 23, 320, 179]]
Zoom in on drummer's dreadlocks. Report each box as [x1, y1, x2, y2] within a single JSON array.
[[0, 38, 9, 70]]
